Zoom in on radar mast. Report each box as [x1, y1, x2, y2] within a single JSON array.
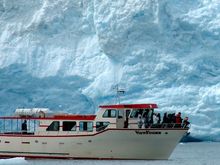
[[114, 84, 125, 104]]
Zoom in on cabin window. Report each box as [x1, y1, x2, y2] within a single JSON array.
[[46, 121, 59, 131], [130, 109, 144, 118], [103, 109, 117, 118], [79, 122, 93, 132], [96, 122, 110, 131], [118, 110, 124, 118], [63, 121, 76, 131]]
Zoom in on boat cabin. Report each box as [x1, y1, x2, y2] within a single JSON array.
[[0, 104, 189, 136], [96, 104, 158, 129]]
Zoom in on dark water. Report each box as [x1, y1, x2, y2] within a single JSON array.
[[0, 142, 219, 165]]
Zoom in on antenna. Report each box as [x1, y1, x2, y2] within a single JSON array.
[[114, 84, 125, 104]]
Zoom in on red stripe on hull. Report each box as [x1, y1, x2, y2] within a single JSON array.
[[0, 154, 158, 160]]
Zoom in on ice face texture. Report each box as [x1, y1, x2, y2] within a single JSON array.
[[0, 0, 220, 141]]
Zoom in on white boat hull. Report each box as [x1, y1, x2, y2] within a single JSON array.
[[0, 128, 188, 160]]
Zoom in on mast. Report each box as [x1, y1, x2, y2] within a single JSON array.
[[114, 84, 125, 104]]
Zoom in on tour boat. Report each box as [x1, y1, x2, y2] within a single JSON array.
[[0, 104, 189, 160]]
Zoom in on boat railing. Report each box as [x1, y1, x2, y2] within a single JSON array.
[[0, 118, 39, 134], [129, 122, 190, 129], [145, 123, 190, 129], [96, 124, 109, 132]]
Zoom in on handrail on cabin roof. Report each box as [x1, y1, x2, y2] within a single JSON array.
[[99, 104, 158, 109]]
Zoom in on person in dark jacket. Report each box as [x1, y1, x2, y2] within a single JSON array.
[[183, 117, 190, 128], [162, 112, 168, 123], [21, 120, 27, 134]]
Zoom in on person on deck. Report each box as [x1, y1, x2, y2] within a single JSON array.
[[157, 113, 161, 124], [143, 111, 149, 128], [183, 117, 190, 128], [162, 112, 168, 123], [153, 113, 159, 124], [21, 120, 27, 134], [137, 114, 143, 129], [175, 112, 182, 127], [175, 112, 182, 123]]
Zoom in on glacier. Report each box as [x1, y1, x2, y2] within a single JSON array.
[[0, 0, 220, 141]]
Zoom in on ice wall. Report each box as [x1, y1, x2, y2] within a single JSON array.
[[0, 0, 220, 140]]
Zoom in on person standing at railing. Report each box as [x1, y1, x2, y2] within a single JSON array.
[[175, 112, 182, 123], [143, 111, 149, 128], [175, 112, 182, 127], [157, 113, 161, 124], [183, 117, 190, 128], [153, 113, 160, 125], [162, 112, 168, 124], [137, 114, 143, 129], [124, 116, 129, 128], [21, 120, 27, 134], [148, 109, 153, 124]]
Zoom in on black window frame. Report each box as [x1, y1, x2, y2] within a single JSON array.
[[96, 122, 110, 131], [46, 121, 60, 131], [62, 121, 77, 131], [102, 109, 117, 118], [79, 121, 93, 132]]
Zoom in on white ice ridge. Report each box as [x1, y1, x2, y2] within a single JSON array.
[[0, 0, 220, 141], [0, 157, 27, 165]]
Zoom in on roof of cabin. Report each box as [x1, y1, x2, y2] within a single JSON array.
[[0, 115, 96, 121], [99, 104, 158, 109], [53, 114, 96, 120]]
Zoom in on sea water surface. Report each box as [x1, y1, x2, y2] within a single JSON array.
[[0, 142, 219, 165]]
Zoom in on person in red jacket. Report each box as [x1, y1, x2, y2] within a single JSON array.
[[175, 112, 182, 127]]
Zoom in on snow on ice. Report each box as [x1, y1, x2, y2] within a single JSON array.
[[0, 0, 220, 141]]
